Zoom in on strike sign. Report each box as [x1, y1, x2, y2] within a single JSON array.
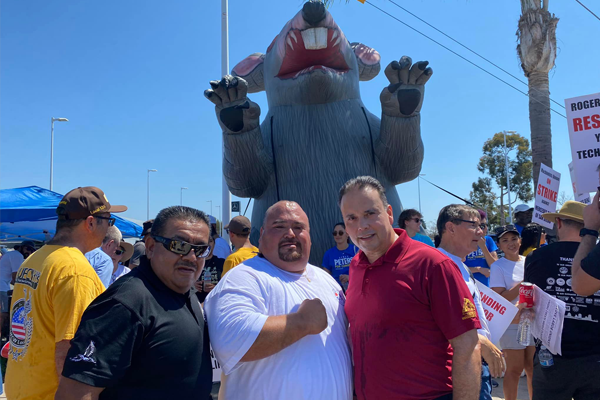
[[533, 163, 561, 229], [565, 93, 600, 193]]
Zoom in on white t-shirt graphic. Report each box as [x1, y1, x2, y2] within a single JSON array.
[[204, 256, 352, 400]]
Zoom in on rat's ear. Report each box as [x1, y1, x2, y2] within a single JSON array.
[[351, 42, 381, 82], [232, 53, 265, 93]]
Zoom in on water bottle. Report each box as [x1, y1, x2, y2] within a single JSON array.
[[203, 267, 212, 291], [517, 308, 534, 346], [538, 345, 554, 368]]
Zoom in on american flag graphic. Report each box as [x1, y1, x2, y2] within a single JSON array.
[[11, 307, 26, 341]]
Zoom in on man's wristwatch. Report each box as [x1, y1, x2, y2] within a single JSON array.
[[580, 228, 599, 238]]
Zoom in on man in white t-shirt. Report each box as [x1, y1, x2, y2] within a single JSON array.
[[436, 204, 504, 400], [205, 201, 352, 400]]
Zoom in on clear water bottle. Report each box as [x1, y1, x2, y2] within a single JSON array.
[[203, 267, 212, 290], [538, 345, 554, 368], [517, 308, 534, 346]]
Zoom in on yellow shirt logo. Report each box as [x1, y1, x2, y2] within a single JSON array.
[[462, 298, 477, 320]]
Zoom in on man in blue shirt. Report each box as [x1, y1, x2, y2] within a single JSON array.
[[464, 210, 498, 286], [513, 204, 533, 235], [397, 209, 435, 247], [85, 226, 122, 287]]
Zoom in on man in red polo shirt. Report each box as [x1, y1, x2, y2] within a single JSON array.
[[339, 176, 482, 400]]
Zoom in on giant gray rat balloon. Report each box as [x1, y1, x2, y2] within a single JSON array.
[[205, 0, 433, 265]]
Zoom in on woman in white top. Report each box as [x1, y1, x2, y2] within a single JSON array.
[[490, 225, 534, 400]]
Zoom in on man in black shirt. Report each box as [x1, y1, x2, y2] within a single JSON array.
[[55, 206, 213, 400], [572, 191, 600, 296], [196, 235, 225, 303], [524, 201, 600, 400]]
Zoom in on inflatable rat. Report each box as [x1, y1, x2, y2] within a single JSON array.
[[205, 0, 432, 265]]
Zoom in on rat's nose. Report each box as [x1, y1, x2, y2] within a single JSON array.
[[302, 0, 326, 27]]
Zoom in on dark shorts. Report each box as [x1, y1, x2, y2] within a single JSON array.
[[533, 352, 600, 400]]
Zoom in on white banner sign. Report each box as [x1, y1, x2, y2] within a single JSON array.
[[210, 344, 222, 382], [568, 162, 592, 204], [533, 163, 561, 229], [532, 285, 566, 355], [565, 93, 600, 193], [476, 281, 519, 344]]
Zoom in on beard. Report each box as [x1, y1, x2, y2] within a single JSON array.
[[278, 240, 303, 262]]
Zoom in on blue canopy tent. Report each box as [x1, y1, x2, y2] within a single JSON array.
[[0, 186, 142, 242]]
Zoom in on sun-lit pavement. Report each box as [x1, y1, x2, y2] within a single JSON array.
[[492, 377, 531, 400]]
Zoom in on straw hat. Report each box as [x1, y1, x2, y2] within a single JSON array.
[[542, 201, 585, 224], [119, 241, 134, 263]]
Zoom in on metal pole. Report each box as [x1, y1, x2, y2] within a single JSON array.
[[221, 0, 232, 245], [207, 200, 213, 218], [216, 205, 221, 236], [147, 171, 150, 220], [503, 131, 513, 224], [50, 118, 54, 191], [180, 187, 188, 206], [418, 176, 422, 213]]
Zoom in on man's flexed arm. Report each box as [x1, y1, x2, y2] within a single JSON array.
[[449, 329, 481, 400], [241, 298, 327, 362]]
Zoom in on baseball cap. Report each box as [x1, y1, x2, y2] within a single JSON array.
[[514, 204, 533, 215], [224, 216, 251, 235], [141, 219, 154, 237], [494, 225, 520, 239], [56, 187, 127, 220]]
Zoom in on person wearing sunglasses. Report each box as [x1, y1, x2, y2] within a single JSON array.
[[437, 204, 504, 400], [85, 225, 122, 288], [397, 208, 435, 247], [109, 241, 133, 286], [322, 222, 358, 290], [6, 187, 125, 400], [57, 206, 213, 400], [464, 210, 498, 287], [205, 201, 352, 400]]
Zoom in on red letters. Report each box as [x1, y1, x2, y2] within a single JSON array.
[[573, 114, 600, 132]]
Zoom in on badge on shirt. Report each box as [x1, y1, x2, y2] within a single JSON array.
[[462, 298, 477, 320]]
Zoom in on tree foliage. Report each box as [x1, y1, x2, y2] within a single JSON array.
[[469, 177, 501, 228]]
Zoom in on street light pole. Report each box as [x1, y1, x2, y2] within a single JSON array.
[[147, 169, 157, 220], [215, 205, 221, 236], [503, 131, 516, 224], [180, 187, 188, 206], [50, 117, 69, 191], [207, 200, 213, 218], [418, 174, 426, 213], [221, 0, 232, 245]]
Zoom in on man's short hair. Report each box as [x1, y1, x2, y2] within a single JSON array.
[[397, 209, 422, 229], [103, 226, 122, 245], [152, 206, 210, 238], [55, 218, 85, 233], [557, 217, 584, 230], [338, 176, 388, 207], [437, 204, 479, 238]]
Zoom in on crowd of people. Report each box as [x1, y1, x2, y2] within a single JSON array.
[[0, 177, 598, 400]]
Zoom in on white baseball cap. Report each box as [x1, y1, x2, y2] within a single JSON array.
[[513, 204, 533, 215]]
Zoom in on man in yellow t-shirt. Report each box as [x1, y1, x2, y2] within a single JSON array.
[[222, 216, 258, 275], [6, 186, 126, 400]]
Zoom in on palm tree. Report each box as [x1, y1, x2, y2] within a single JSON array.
[[517, 0, 559, 188]]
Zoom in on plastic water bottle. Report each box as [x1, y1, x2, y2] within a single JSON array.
[[538, 345, 554, 368], [517, 308, 534, 346], [203, 267, 212, 290]]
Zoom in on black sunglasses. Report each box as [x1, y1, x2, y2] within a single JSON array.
[[153, 236, 211, 258], [412, 218, 422, 223], [332, 230, 345, 236], [94, 215, 116, 226], [480, 223, 488, 229], [453, 219, 480, 229], [115, 248, 124, 256]]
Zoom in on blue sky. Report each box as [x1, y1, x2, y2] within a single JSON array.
[[1, 0, 597, 231]]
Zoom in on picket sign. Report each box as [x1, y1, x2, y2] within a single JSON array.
[[565, 92, 600, 194], [568, 162, 592, 205], [532, 163, 561, 229], [476, 281, 519, 345]]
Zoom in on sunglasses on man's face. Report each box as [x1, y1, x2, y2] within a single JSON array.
[[94, 215, 116, 226], [152, 236, 211, 258], [332, 230, 345, 236], [411, 218, 422, 224]]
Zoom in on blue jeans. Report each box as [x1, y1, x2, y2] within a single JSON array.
[[480, 360, 492, 400]]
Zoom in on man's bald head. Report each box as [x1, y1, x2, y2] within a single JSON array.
[[259, 201, 311, 273], [263, 201, 309, 230]]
